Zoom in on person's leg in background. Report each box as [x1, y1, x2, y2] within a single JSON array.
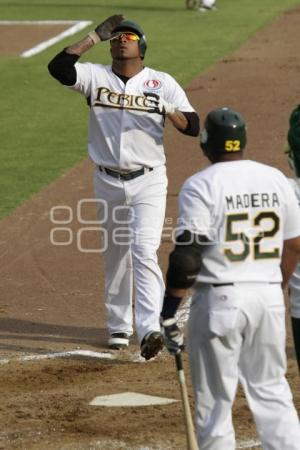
[[199, 0, 217, 12]]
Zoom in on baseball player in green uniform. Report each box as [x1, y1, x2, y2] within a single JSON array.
[[48, 15, 199, 360], [285, 104, 300, 373], [161, 107, 300, 449]]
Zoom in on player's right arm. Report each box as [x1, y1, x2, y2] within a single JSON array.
[[48, 15, 123, 86], [48, 50, 80, 86]]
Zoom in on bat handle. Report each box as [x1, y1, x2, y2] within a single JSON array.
[[175, 353, 199, 450], [175, 352, 183, 371]]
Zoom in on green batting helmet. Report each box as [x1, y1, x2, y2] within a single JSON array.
[[287, 105, 300, 178], [200, 107, 246, 155], [111, 20, 147, 59]]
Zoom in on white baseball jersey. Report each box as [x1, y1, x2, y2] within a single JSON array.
[[69, 63, 195, 170], [178, 160, 300, 284], [288, 177, 300, 317]]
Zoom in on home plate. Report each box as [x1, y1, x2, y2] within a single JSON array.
[[89, 392, 178, 407]]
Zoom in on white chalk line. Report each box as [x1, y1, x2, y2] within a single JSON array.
[[21, 20, 92, 58], [236, 440, 261, 448], [0, 348, 148, 365], [0, 20, 80, 25], [0, 20, 92, 57], [0, 358, 9, 365]]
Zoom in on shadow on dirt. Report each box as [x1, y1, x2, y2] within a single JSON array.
[[0, 318, 109, 353]]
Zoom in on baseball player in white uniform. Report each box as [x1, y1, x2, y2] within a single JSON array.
[[48, 15, 199, 360], [160, 107, 300, 449], [186, 0, 217, 11], [286, 104, 300, 373]]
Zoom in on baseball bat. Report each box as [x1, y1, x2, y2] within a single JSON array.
[[175, 353, 199, 450]]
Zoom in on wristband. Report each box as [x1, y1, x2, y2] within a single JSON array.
[[88, 31, 101, 45], [161, 292, 182, 320]]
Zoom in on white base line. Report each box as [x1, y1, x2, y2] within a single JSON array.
[[237, 440, 261, 448], [0, 20, 81, 25], [0, 20, 92, 58], [0, 349, 115, 364], [0, 349, 148, 365]]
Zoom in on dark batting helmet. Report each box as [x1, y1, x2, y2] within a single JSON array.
[[111, 19, 147, 59], [200, 107, 246, 156], [286, 105, 300, 178]]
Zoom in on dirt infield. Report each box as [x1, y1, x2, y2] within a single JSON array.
[[0, 24, 69, 56], [1, 8, 300, 450]]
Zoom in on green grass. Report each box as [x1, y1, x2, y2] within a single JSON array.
[[0, 0, 300, 217]]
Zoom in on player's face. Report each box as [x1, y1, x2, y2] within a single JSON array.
[[110, 32, 141, 60]]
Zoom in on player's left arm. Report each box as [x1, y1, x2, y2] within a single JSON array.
[[281, 176, 300, 287], [281, 236, 300, 288], [160, 230, 204, 355], [165, 74, 199, 136], [144, 73, 199, 136], [160, 181, 212, 354], [144, 92, 199, 135], [168, 110, 199, 136]]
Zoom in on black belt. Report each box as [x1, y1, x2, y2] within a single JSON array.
[[99, 166, 153, 181], [212, 282, 279, 287]]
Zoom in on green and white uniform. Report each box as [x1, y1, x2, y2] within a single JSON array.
[[178, 159, 300, 450]]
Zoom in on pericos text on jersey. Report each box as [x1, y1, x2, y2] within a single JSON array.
[[94, 87, 155, 111]]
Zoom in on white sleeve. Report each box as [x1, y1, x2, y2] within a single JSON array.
[[283, 178, 300, 240], [177, 178, 214, 239], [68, 62, 92, 98], [163, 73, 195, 112]]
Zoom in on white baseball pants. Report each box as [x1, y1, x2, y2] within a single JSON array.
[[188, 283, 300, 450], [93, 165, 167, 343]]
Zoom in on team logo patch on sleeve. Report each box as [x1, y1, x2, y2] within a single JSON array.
[[143, 79, 162, 91]]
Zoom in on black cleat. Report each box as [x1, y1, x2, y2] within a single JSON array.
[[108, 333, 129, 350]]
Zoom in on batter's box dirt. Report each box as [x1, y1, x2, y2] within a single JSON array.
[[0, 357, 264, 450]]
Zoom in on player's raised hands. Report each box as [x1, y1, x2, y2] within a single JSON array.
[[95, 15, 124, 41]]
